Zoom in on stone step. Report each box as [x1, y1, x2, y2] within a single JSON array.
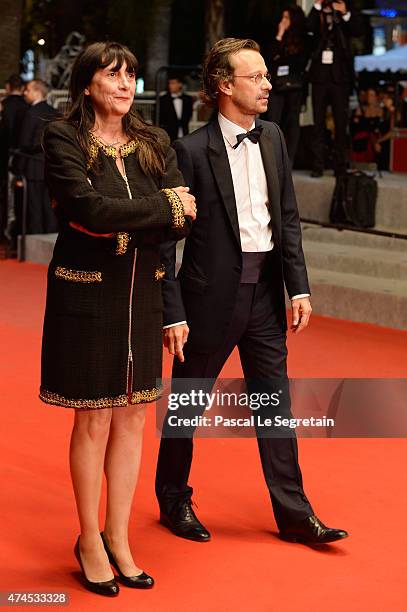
[[20, 233, 57, 265], [307, 266, 407, 329], [293, 170, 407, 232], [302, 239, 407, 280], [301, 224, 407, 252]]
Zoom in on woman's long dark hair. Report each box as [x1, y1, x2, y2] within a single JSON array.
[[65, 41, 166, 175], [282, 5, 307, 56]]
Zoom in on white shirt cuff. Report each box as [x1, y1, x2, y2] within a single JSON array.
[[290, 294, 310, 301], [163, 321, 187, 329], [314, 3, 322, 10], [342, 11, 351, 22]]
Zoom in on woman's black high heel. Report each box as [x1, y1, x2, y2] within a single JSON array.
[[74, 537, 120, 597], [101, 532, 154, 589]]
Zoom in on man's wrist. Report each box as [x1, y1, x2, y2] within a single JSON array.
[[163, 320, 187, 329], [291, 293, 310, 301]]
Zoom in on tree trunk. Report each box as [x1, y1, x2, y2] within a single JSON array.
[[144, 0, 173, 91], [205, 0, 225, 53], [0, 0, 23, 86]]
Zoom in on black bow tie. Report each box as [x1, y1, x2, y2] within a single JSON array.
[[233, 126, 263, 149]]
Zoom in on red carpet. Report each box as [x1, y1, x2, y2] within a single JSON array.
[[1, 260, 406, 611]]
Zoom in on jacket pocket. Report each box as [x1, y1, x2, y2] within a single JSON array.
[[48, 266, 102, 318]]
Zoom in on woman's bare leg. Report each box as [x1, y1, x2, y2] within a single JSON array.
[[103, 404, 147, 576], [70, 408, 114, 582]]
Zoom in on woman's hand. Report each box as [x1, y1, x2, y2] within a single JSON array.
[[173, 186, 197, 220]]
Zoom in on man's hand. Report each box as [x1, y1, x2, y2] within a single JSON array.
[[290, 297, 312, 334], [277, 18, 289, 41], [332, 1, 347, 14], [172, 186, 197, 220], [163, 324, 189, 362]]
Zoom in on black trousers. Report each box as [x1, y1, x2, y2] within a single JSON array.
[[26, 180, 59, 235], [311, 81, 349, 175], [267, 89, 303, 167], [156, 280, 313, 529]]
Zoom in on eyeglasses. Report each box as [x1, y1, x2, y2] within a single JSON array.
[[233, 72, 271, 85]]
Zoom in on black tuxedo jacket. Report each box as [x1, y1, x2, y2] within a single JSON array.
[[16, 100, 59, 180], [159, 93, 193, 142], [307, 7, 363, 84], [161, 118, 310, 353]]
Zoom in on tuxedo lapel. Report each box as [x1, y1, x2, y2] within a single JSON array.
[[207, 120, 241, 249], [257, 120, 282, 246]]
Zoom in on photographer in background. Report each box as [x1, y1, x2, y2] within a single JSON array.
[[307, 1, 363, 177], [266, 5, 309, 167]]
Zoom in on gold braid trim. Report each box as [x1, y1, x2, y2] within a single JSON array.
[[39, 386, 162, 409], [55, 266, 102, 283], [160, 188, 185, 229], [39, 389, 128, 409], [87, 132, 138, 167], [131, 387, 162, 404], [115, 232, 130, 256], [120, 141, 138, 158]]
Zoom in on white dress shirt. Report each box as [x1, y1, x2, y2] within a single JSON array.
[[218, 112, 273, 252], [218, 113, 308, 301], [171, 94, 184, 138]]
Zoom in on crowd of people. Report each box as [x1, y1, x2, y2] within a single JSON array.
[[0, 75, 59, 255], [0, 1, 401, 254]]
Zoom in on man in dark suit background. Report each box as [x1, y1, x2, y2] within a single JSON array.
[[156, 38, 348, 545], [159, 76, 193, 142], [307, 1, 363, 177], [0, 74, 28, 243], [15, 79, 59, 234]]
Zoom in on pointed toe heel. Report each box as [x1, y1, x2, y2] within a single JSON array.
[[74, 537, 120, 597], [101, 532, 154, 589]]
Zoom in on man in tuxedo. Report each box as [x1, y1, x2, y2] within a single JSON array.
[[159, 76, 193, 142], [15, 79, 59, 234], [307, 1, 363, 177], [156, 38, 348, 545]]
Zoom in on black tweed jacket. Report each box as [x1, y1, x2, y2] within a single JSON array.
[[40, 120, 189, 409]]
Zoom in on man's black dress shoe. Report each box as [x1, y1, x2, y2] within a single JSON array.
[[100, 532, 154, 589], [279, 515, 349, 545], [310, 170, 323, 178], [159, 500, 211, 542], [74, 537, 119, 597]]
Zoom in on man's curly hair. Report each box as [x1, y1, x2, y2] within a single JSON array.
[[202, 38, 261, 107]]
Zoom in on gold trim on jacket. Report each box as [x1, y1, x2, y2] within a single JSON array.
[[39, 386, 162, 409], [88, 132, 138, 167], [55, 266, 102, 283]]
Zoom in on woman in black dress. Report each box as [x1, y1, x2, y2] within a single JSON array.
[[40, 42, 196, 596], [266, 5, 309, 166]]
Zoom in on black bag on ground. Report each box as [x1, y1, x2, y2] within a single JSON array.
[[330, 171, 377, 228]]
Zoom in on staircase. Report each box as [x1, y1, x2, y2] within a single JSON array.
[[301, 224, 407, 329]]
